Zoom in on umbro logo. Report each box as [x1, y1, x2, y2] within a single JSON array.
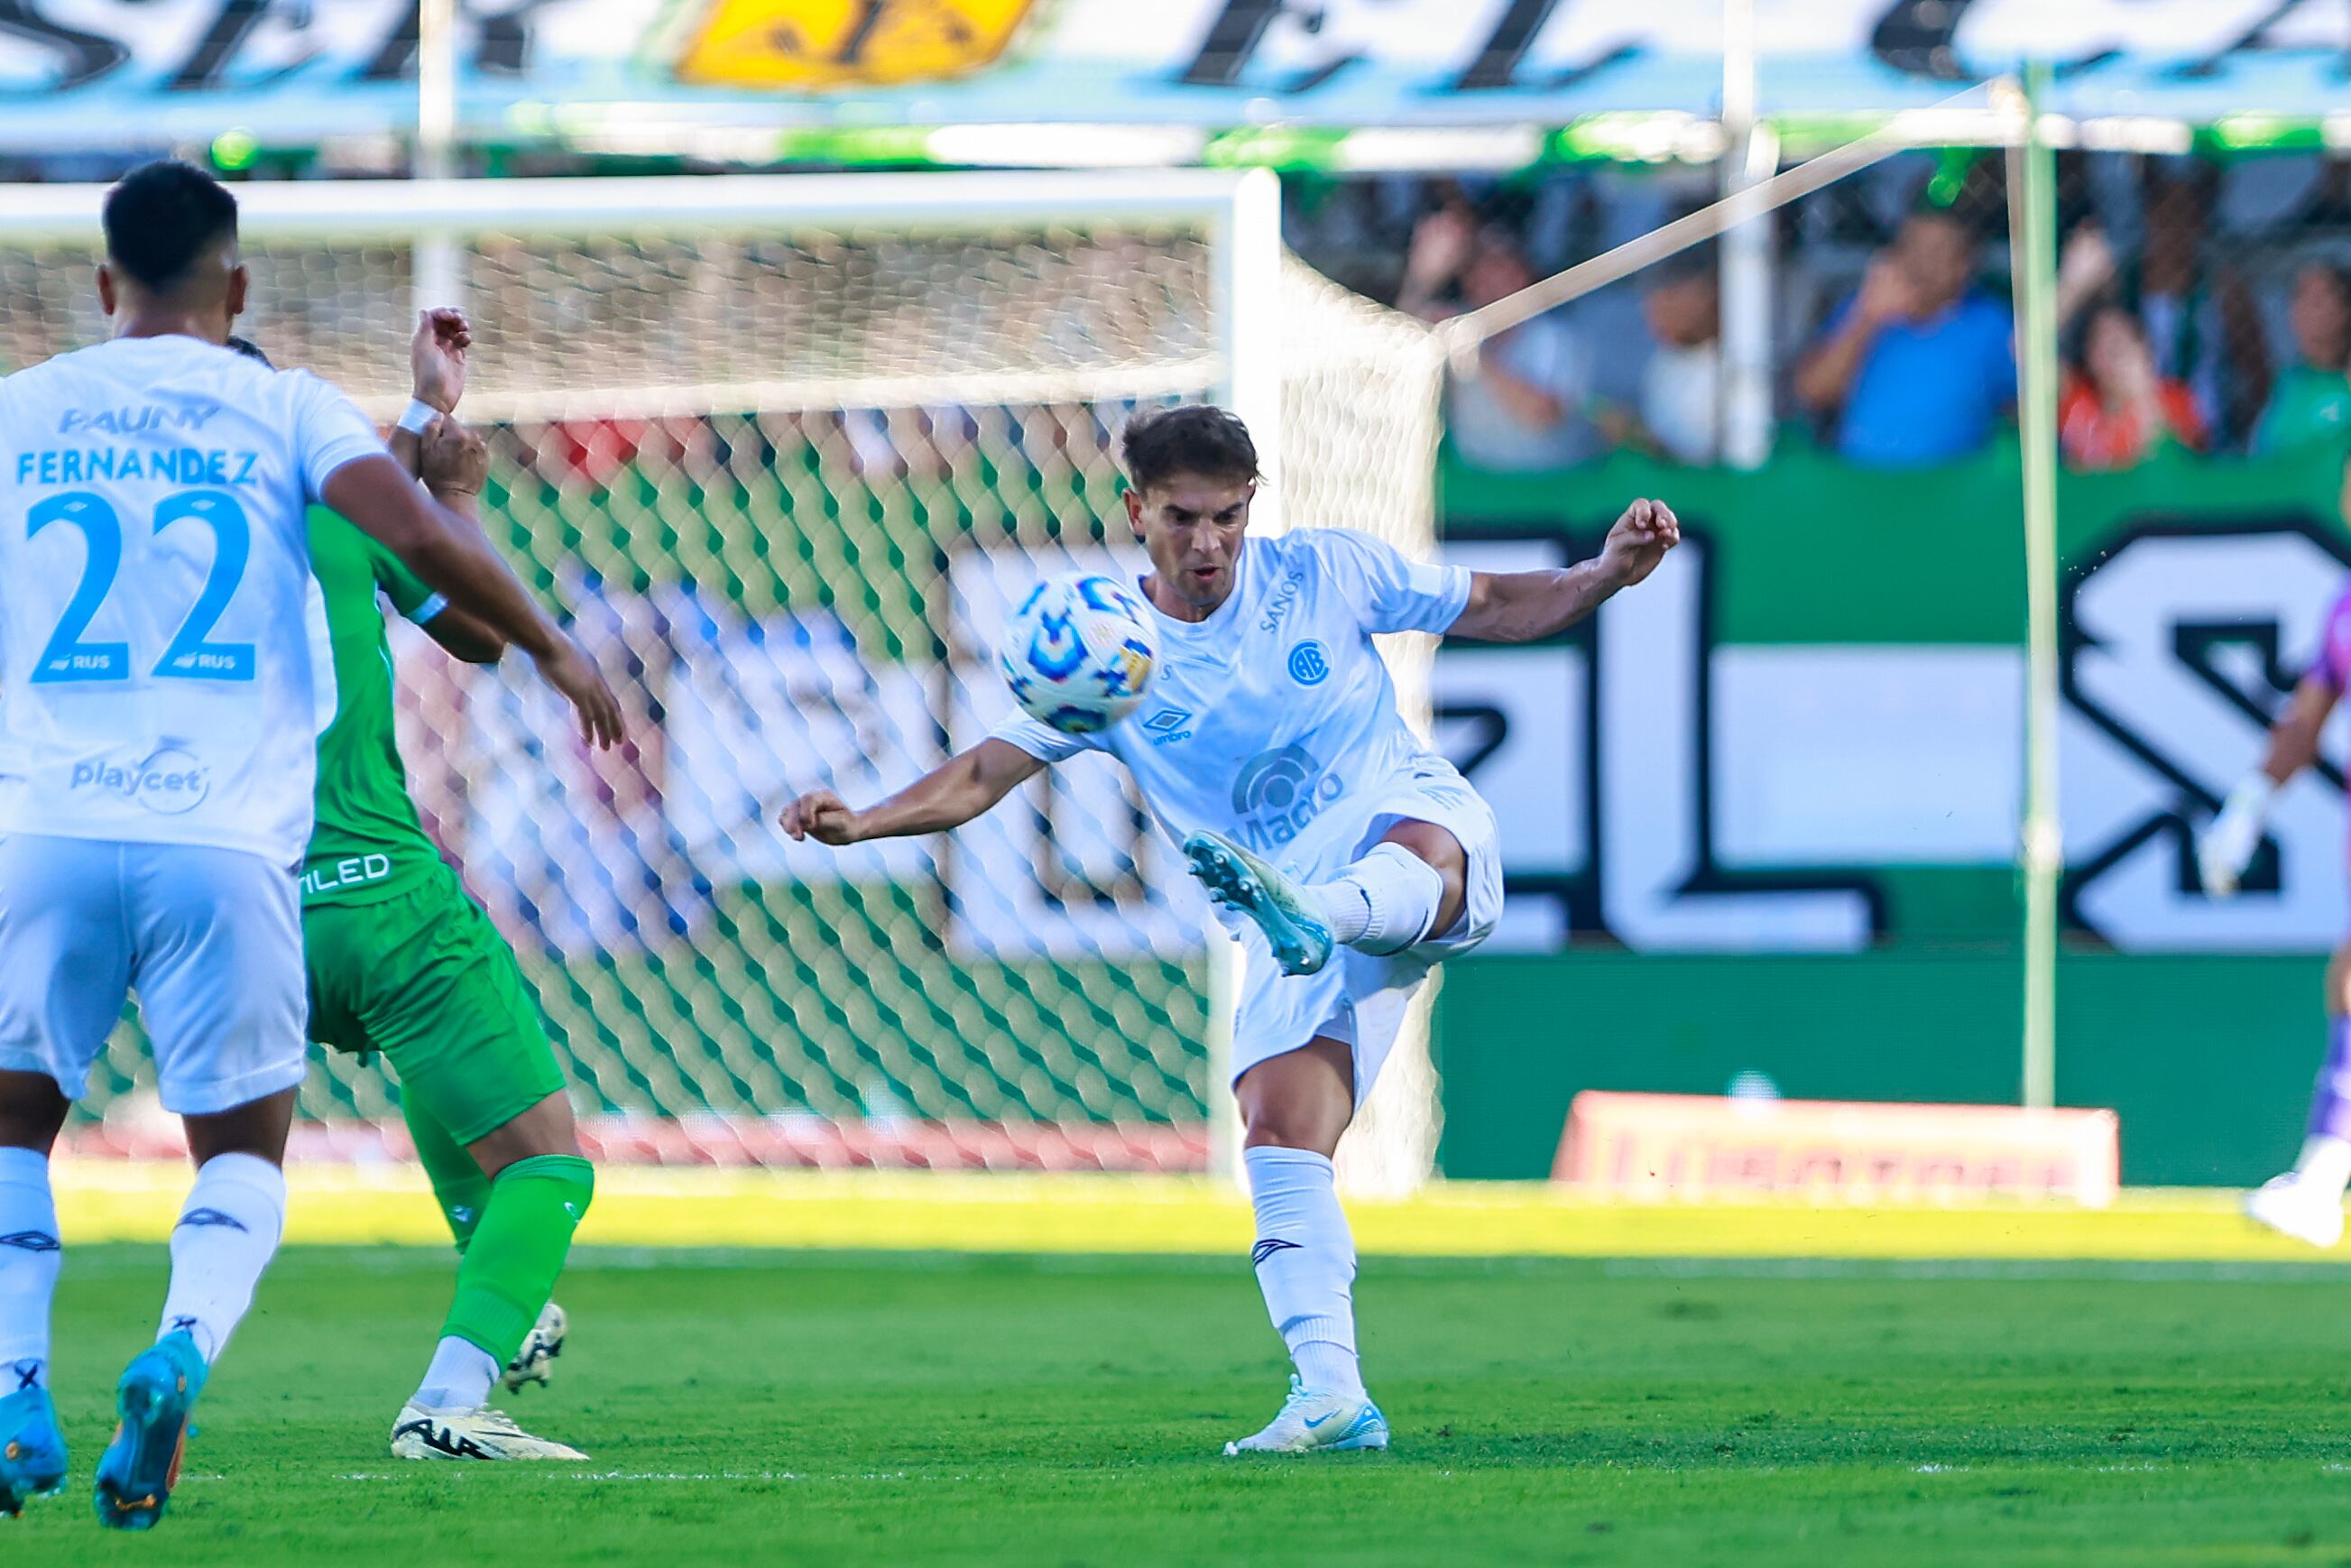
[[177, 1208, 247, 1232], [1143, 707, 1194, 746], [0, 1231, 58, 1254], [1250, 1238, 1301, 1267]]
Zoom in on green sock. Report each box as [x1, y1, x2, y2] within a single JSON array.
[[404, 1098, 493, 1255], [440, 1154, 595, 1367]]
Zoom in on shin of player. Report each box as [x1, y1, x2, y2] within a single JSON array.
[[2202, 453, 2351, 1248], [781, 404, 1677, 1452]]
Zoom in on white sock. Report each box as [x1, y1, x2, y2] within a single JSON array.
[[158, 1153, 287, 1364], [1243, 1145, 1364, 1399], [1307, 844, 1443, 955], [0, 1147, 60, 1392], [413, 1335, 500, 1412], [2295, 1135, 2351, 1196]]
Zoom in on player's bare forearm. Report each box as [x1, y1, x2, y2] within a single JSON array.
[[1449, 499, 1682, 642], [1793, 315, 1878, 413], [323, 456, 560, 661], [2262, 678, 2338, 785], [781, 741, 1044, 845]]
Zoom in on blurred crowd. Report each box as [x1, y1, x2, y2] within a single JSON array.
[[1288, 152, 2351, 475]]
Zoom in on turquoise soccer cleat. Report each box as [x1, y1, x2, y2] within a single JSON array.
[[1182, 831, 1334, 976], [0, 1386, 67, 1517], [94, 1330, 207, 1530]]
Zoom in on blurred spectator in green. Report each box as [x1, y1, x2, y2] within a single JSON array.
[[2253, 262, 2351, 456]]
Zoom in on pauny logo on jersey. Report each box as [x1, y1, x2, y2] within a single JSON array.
[[1231, 743, 1344, 851]]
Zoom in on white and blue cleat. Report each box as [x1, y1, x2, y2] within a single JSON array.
[[1182, 831, 1334, 977], [503, 1300, 567, 1394], [94, 1329, 207, 1530], [1223, 1376, 1390, 1455], [0, 1386, 67, 1517]]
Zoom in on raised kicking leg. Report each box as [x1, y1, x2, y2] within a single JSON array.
[[2247, 943, 2351, 1248], [1225, 1038, 1389, 1455], [1185, 819, 1468, 977]]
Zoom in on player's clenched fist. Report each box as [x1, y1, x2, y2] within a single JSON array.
[[780, 790, 864, 845], [1597, 497, 1681, 589]]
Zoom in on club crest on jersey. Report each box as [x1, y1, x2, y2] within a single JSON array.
[[69, 745, 209, 815], [1231, 744, 1344, 850], [1287, 641, 1332, 687]]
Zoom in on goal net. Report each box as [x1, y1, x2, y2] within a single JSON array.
[[0, 171, 1445, 1193]]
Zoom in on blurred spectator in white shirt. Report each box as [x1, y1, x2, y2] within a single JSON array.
[[1634, 260, 1721, 466]]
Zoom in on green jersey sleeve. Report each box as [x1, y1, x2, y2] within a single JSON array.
[[365, 531, 445, 624]]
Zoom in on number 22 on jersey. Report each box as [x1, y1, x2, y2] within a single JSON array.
[[28, 488, 256, 684]]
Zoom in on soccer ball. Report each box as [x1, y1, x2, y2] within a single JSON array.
[[998, 573, 1158, 734]]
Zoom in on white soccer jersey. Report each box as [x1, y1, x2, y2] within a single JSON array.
[[0, 335, 384, 864], [994, 528, 1475, 889]]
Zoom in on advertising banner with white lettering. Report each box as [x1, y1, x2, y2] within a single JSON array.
[[1439, 442, 2350, 956], [0, 1, 2343, 149]]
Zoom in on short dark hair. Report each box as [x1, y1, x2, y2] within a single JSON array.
[[102, 161, 239, 296], [1120, 405, 1262, 492]]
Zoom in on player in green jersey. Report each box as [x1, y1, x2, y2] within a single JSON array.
[[244, 314, 596, 1461]]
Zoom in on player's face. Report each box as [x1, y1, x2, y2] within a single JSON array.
[[1129, 474, 1254, 617]]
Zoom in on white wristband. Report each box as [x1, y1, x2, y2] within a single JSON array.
[[395, 398, 439, 436]]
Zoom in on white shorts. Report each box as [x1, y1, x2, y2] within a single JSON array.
[[0, 835, 308, 1115], [1228, 761, 1501, 1100]]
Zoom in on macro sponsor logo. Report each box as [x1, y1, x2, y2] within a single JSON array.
[[1230, 743, 1343, 851], [69, 746, 209, 816]]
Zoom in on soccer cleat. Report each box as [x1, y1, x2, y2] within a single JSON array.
[[503, 1301, 567, 1394], [1223, 1375, 1389, 1456], [94, 1330, 207, 1530], [2245, 1173, 2346, 1249], [0, 1387, 67, 1517], [1183, 831, 1334, 977], [392, 1403, 588, 1462]]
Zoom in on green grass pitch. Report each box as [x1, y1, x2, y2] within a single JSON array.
[[11, 1245, 2351, 1564]]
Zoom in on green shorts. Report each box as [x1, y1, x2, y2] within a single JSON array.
[[304, 865, 565, 1146]]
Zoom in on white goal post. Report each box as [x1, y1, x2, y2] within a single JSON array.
[[0, 168, 1446, 1194]]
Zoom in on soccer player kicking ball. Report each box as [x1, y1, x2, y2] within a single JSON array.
[[781, 405, 1677, 1453], [229, 314, 594, 1460], [2201, 451, 2351, 1249], [0, 161, 623, 1529]]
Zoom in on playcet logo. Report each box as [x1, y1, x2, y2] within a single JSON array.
[[69, 746, 209, 816]]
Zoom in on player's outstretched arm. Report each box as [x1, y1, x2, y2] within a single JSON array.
[[1447, 499, 1682, 643], [320, 454, 624, 748], [780, 740, 1045, 845], [2201, 675, 2339, 897]]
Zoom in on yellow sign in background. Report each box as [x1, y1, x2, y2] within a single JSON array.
[[672, 0, 1039, 90]]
